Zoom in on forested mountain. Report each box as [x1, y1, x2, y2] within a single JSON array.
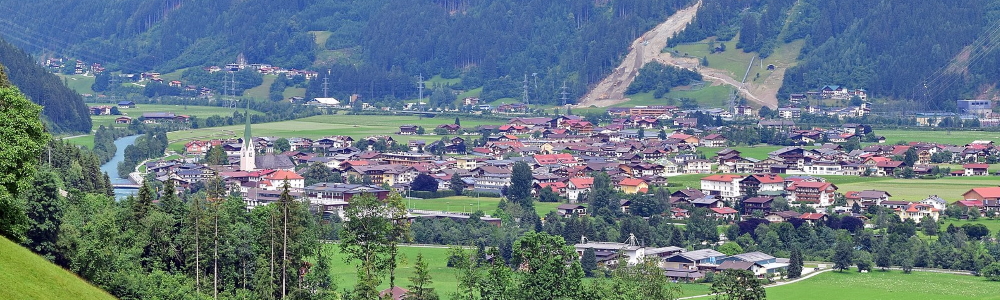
[[0, 40, 92, 133], [672, 0, 1000, 110], [0, 0, 695, 105]]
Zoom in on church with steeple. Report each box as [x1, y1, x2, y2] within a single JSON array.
[[239, 101, 256, 171], [238, 100, 295, 171]]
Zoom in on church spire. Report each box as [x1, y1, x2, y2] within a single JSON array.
[[240, 100, 257, 171], [243, 99, 252, 147]]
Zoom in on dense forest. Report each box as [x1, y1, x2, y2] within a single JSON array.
[[0, 0, 696, 105], [670, 0, 1000, 110], [0, 39, 91, 133]]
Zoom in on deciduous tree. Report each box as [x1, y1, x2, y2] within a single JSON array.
[[710, 269, 765, 300]]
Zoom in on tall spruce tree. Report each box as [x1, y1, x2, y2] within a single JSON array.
[[508, 162, 533, 208], [787, 247, 803, 278], [407, 253, 439, 300]]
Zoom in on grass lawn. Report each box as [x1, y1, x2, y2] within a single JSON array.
[[426, 75, 461, 86], [58, 74, 96, 95], [767, 269, 1000, 300], [0, 236, 115, 300], [942, 218, 1000, 233], [324, 244, 712, 298], [244, 75, 276, 100], [878, 129, 1000, 145], [406, 196, 563, 217], [310, 30, 333, 47], [283, 86, 307, 99], [834, 176, 997, 201], [166, 114, 505, 152], [613, 85, 732, 109]]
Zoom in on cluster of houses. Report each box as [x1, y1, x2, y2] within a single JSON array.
[[87, 101, 189, 124], [573, 235, 789, 281], [139, 110, 1000, 226]]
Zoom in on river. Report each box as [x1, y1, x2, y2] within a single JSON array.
[[100, 134, 141, 198]]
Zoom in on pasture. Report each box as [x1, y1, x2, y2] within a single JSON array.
[[878, 129, 1000, 145], [66, 104, 262, 148], [766, 269, 1000, 300], [406, 196, 564, 217], [0, 237, 116, 300], [165, 114, 505, 151]]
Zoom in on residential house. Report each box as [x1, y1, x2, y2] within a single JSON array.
[[398, 125, 418, 135], [685, 159, 713, 174], [700, 174, 744, 201], [742, 196, 774, 216], [567, 177, 595, 202], [786, 181, 838, 207], [663, 249, 727, 270], [896, 203, 940, 223], [765, 211, 801, 223], [963, 163, 990, 176], [710, 207, 739, 220], [701, 134, 728, 148], [962, 187, 1000, 201], [718, 252, 788, 277], [618, 177, 649, 194], [844, 190, 892, 207], [557, 204, 587, 218], [739, 174, 785, 197]]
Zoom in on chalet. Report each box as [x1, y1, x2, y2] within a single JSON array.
[[117, 101, 136, 108], [963, 163, 990, 176], [691, 195, 725, 209], [797, 212, 828, 224], [685, 159, 713, 174], [436, 124, 462, 134], [566, 177, 594, 202], [739, 174, 785, 197], [398, 125, 418, 135], [141, 112, 189, 123], [874, 161, 904, 176], [701, 133, 728, 147], [89, 105, 113, 115], [844, 190, 891, 207], [710, 207, 739, 220], [786, 181, 838, 207], [556, 204, 587, 217], [765, 211, 801, 223], [962, 187, 1000, 201], [304, 183, 390, 218], [115, 116, 133, 124], [896, 203, 940, 223], [618, 178, 649, 194], [742, 196, 774, 215]]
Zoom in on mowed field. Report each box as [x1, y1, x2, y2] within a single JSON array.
[[0, 237, 116, 300], [878, 129, 1000, 145], [65, 104, 262, 148], [166, 114, 505, 152], [324, 244, 712, 298], [406, 196, 564, 217], [766, 269, 1000, 300]]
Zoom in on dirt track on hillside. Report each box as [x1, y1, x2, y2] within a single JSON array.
[[577, 1, 701, 108], [577, 0, 779, 109]]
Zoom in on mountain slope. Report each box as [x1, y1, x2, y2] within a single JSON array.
[[670, 0, 999, 110], [0, 236, 116, 300], [0, 40, 92, 133]]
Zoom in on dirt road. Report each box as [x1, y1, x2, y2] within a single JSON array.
[[577, 1, 701, 107]]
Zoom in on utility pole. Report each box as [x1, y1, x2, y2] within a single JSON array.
[[522, 74, 529, 109], [323, 69, 330, 98], [560, 81, 570, 106], [417, 74, 425, 111]]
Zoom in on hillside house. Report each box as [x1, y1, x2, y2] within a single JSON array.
[[844, 190, 892, 207], [557, 204, 587, 218], [786, 181, 838, 207], [701, 133, 728, 147], [618, 177, 649, 194], [567, 177, 594, 202]]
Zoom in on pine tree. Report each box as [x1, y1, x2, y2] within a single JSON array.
[[450, 174, 465, 196], [581, 247, 597, 277], [508, 162, 533, 208], [833, 232, 854, 272], [407, 253, 439, 300], [787, 247, 803, 278], [454, 117, 461, 126]]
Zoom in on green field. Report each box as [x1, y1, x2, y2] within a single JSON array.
[[324, 244, 711, 298], [612, 84, 733, 109], [766, 269, 1000, 300], [667, 37, 803, 87], [65, 104, 263, 148], [833, 176, 996, 201], [407, 196, 564, 217], [58, 74, 97, 95], [943, 218, 1000, 233], [244, 75, 276, 100], [165, 114, 505, 152], [0, 237, 116, 300], [878, 129, 1000, 145]]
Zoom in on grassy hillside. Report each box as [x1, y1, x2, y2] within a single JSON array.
[[0, 237, 115, 300], [767, 269, 1000, 300]]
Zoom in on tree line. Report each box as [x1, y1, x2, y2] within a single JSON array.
[[0, 39, 92, 133]]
